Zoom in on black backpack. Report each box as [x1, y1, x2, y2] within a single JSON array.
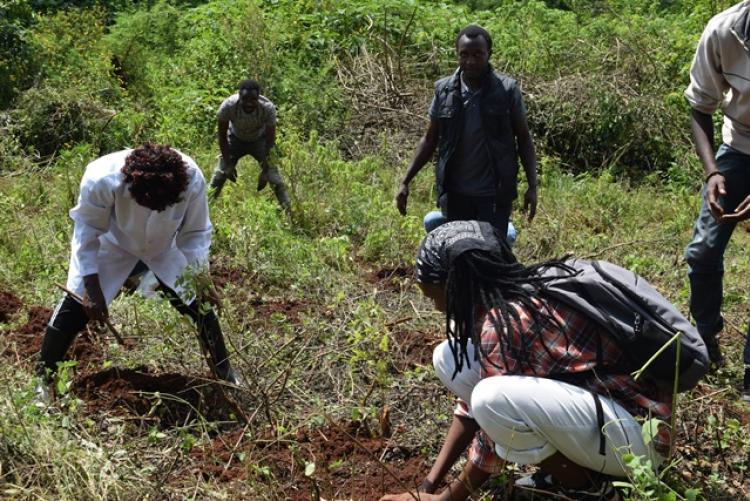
[[538, 259, 709, 392]]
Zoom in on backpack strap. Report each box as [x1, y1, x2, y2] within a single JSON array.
[[549, 371, 607, 456], [592, 391, 606, 456]]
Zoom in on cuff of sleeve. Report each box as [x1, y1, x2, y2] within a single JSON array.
[[468, 432, 503, 474], [684, 88, 720, 115], [454, 398, 473, 419], [78, 263, 99, 276], [182, 252, 210, 269]]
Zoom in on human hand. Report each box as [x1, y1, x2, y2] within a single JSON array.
[[721, 193, 750, 224], [418, 478, 437, 494], [199, 283, 223, 315], [380, 493, 439, 501], [523, 185, 537, 222], [706, 173, 726, 221], [82, 275, 108, 323], [395, 183, 409, 215], [257, 169, 268, 192]]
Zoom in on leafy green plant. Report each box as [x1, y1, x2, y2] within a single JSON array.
[[614, 453, 699, 501]]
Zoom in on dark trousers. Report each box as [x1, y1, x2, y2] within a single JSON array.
[[444, 192, 512, 238], [38, 263, 231, 380]]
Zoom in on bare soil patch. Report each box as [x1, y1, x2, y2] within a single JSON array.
[[211, 261, 254, 291], [249, 297, 314, 324], [230, 294, 321, 330], [187, 420, 428, 499], [390, 328, 442, 372], [0, 289, 23, 323], [207, 263, 322, 327], [672, 383, 750, 498], [367, 265, 413, 293], [0, 288, 104, 369], [73, 367, 240, 429]]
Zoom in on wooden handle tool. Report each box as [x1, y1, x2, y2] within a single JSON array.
[[54, 282, 126, 345]]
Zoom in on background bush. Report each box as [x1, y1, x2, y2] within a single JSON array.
[[3, 1, 750, 500]]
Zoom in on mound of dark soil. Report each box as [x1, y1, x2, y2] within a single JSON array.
[[0, 289, 23, 323], [1, 302, 52, 364], [188, 420, 428, 499], [73, 367, 240, 428], [3, 305, 50, 358], [367, 266, 413, 293], [210, 261, 254, 290], [0, 296, 103, 368], [249, 298, 313, 324], [391, 329, 442, 372]]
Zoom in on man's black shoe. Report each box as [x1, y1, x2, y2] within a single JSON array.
[[704, 335, 725, 369], [515, 469, 558, 491], [514, 469, 559, 499]]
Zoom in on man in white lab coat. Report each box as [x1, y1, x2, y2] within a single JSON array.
[[36, 143, 239, 396]]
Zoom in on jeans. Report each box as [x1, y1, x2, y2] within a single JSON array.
[[423, 210, 517, 247], [684, 144, 750, 364]]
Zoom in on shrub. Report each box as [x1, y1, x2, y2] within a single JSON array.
[[526, 72, 691, 174], [10, 86, 118, 157], [0, 0, 37, 108]]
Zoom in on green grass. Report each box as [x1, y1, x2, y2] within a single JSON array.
[[2, 0, 750, 498]]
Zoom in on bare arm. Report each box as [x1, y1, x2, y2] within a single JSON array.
[[379, 458, 492, 501], [691, 108, 718, 174], [264, 124, 276, 166], [217, 119, 230, 164], [513, 117, 538, 221], [396, 119, 440, 215], [435, 459, 492, 501], [420, 415, 479, 493], [690, 108, 727, 222], [82, 273, 108, 322]]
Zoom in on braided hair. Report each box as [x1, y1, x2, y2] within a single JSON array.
[[416, 221, 575, 377]]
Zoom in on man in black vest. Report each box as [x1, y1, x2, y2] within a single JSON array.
[[395, 25, 537, 237]]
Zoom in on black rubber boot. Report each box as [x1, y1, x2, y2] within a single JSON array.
[[273, 183, 291, 213], [37, 324, 79, 381], [208, 177, 226, 200], [742, 367, 750, 403], [196, 309, 235, 382]]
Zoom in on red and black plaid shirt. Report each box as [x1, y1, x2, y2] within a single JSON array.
[[453, 297, 672, 472]]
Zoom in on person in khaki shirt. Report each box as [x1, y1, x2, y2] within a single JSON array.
[[683, 0, 750, 401], [209, 79, 290, 212]]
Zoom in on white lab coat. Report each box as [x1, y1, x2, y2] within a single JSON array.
[[65, 149, 212, 305]]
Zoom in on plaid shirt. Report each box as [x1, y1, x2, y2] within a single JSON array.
[[453, 297, 672, 473]]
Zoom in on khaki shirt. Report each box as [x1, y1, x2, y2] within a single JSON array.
[[685, 1, 750, 154], [217, 93, 277, 142]]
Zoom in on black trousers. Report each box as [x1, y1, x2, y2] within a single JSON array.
[[38, 263, 230, 380], [444, 192, 512, 238]]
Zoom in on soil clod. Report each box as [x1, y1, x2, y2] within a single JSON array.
[[187, 420, 428, 499], [73, 367, 240, 429]]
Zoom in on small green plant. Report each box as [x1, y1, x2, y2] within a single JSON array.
[[147, 426, 167, 444]]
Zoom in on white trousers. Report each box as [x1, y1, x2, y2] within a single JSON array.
[[432, 340, 662, 477]]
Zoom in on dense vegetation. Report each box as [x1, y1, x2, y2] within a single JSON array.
[[1, 0, 749, 499]]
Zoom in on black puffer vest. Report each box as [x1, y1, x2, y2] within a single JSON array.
[[434, 67, 519, 207]]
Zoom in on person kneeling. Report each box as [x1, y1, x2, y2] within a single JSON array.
[[382, 221, 674, 501]]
